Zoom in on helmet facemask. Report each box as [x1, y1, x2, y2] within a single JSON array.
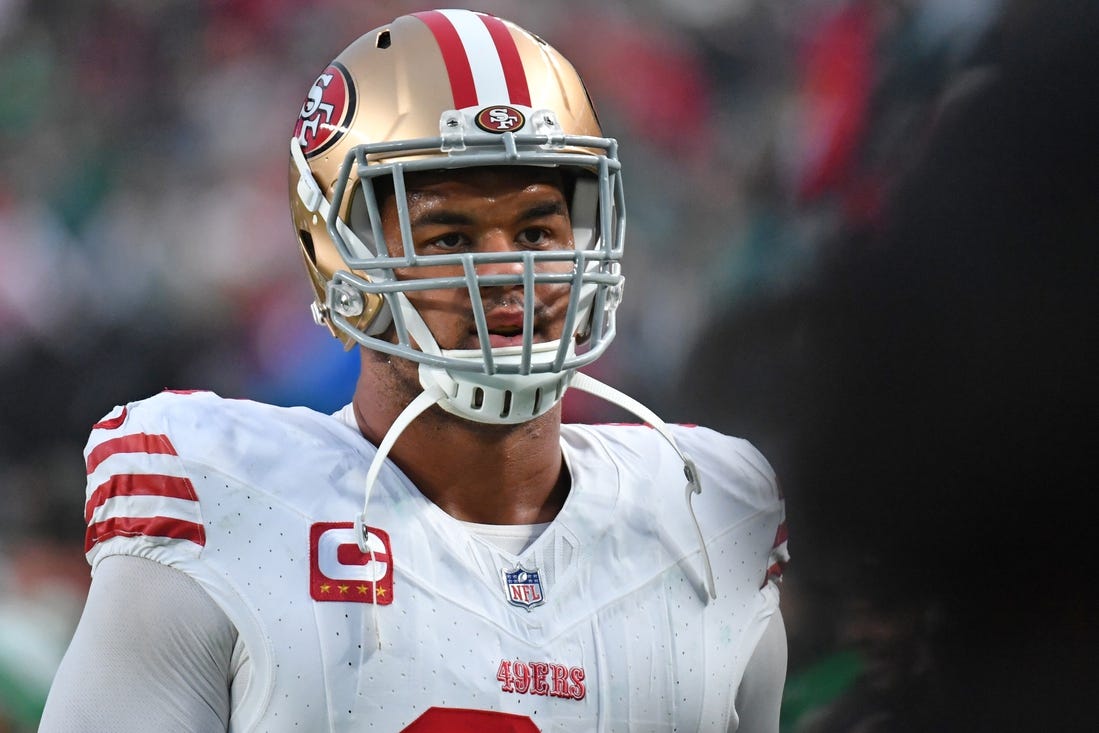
[[296, 109, 625, 424]]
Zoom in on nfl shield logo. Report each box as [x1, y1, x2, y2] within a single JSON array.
[[503, 565, 545, 611]]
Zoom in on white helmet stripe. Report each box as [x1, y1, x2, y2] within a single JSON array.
[[414, 9, 529, 108], [438, 10, 510, 104], [474, 12, 532, 106]]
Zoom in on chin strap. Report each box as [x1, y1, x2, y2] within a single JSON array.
[[357, 383, 448, 554], [568, 372, 717, 602], [357, 383, 447, 649]]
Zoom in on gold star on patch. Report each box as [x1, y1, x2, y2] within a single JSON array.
[[319, 584, 331, 594], [337, 584, 349, 594]]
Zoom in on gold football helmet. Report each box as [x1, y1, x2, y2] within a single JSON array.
[[289, 9, 625, 425]]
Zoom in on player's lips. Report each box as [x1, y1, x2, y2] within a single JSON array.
[[477, 309, 530, 348], [487, 331, 525, 347]]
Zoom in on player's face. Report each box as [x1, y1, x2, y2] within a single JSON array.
[[378, 166, 576, 351]]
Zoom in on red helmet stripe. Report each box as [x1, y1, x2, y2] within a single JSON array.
[[478, 14, 531, 107], [414, 10, 531, 109], [414, 10, 479, 108]]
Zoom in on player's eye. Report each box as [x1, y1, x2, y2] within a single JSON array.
[[426, 233, 468, 251], [517, 228, 548, 246]]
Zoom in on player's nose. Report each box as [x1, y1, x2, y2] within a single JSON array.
[[474, 231, 527, 279]]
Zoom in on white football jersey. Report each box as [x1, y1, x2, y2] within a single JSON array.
[[83, 390, 788, 732]]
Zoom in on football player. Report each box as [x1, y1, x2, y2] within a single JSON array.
[[40, 9, 788, 732]]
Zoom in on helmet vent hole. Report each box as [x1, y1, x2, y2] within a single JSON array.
[[376, 30, 391, 49], [472, 387, 485, 410], [501, 391, 513, 418], [532, 388, 543, 415]]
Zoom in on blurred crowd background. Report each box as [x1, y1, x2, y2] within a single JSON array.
[[1, 0, 1096, 730]]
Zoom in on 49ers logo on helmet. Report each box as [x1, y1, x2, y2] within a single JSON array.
[[294, 62, 356, 157], [475, 105, 525, 133]]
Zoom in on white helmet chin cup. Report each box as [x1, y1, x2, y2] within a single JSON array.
[[419, 341, 577, 424]]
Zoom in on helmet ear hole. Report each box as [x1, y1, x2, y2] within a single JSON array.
[[376, 30, 391, 49], [299, 229, 317, 263]]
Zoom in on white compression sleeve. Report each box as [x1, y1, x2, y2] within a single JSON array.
[[733, 610, 789, 733], [39, 555, 236, 733]]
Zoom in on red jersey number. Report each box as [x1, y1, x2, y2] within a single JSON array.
[[402, 707, 539, 732]]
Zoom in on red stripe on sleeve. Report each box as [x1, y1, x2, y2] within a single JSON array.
[[92, 407, 128, 431], [773, 521, 788, 547], [478, 14, 531, 106], [414, 10, 478, 108], [86, 433, 178, 475], [85, 474, 199, 523], [85, 516, 206, 553]]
